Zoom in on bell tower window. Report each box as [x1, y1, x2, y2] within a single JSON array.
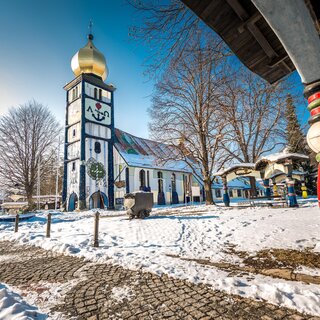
[[99, 89, 102, 100], [94, 141, 101, 154], [94, 88, 97, 99]]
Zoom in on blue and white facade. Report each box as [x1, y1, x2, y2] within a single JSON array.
[[62, 34, 257, 211], [62, 74, 115, 211]]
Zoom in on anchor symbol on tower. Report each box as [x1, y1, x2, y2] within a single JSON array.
[[86, 102, 109, 122]]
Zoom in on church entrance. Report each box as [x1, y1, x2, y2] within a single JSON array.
[[89, 191, 108, 209], [68, 192, 78, 211]]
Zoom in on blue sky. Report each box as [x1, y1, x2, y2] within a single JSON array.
[[0, 0, 309, 138], [0, 0, 154, 138]]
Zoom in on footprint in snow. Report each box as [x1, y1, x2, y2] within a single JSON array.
[[296, 239, 307, 243]]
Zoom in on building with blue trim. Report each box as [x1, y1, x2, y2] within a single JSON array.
[[62, 33, 256, 211]]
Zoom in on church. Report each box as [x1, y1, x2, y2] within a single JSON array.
[[62, 32, 201, 211], [62, 32, 257, 211]]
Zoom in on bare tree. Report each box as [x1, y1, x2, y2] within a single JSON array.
[[0, 101, 61, 207], [149, 35, 230, 204], [128, 0, 211, 77], [219, 68, 292, 194]]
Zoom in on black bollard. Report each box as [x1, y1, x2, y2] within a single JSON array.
[[93, 211, 100, 247], [14, 214, 19, 233], [46, 213, 52, 238]]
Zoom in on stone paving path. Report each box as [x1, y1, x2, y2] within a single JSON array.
[[0, 241, 319, 320]]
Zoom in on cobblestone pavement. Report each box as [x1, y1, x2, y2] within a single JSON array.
[[0, 241, 319, 320]]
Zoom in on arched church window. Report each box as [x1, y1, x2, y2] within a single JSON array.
[[75, 86, 78, 98], [139, 169, 146, 189], [72, 162, 76, 171], [94, 88, 97, 99], [99, 89, 102, 100], [158, 171, 163, 193], [72, 88, 75, 101], [94, 141, 101, 154], [171, 173, 176, 192]]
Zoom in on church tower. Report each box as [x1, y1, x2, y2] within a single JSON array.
[[62, 32, 115, 211]]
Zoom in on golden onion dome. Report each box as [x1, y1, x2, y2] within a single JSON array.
[[71, 34, 108, 81]]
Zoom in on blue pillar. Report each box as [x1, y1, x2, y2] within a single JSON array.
[[78, 80, 86, 210], [62, 87, 69, 210], [285, 161, 298, 207], [263, 179, 271, 199], [108, 90, 115, 209], [125, 167, 130, 194], [287, 179, 298, 207], [222, 176, 230, 207]]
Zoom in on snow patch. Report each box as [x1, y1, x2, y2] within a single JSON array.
[[1, 200, 320, 316], [111, 286, 134, 302], [0, 283, 46, 320]]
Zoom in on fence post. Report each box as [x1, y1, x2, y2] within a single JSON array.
[[14, 214, 19, 233], [93, 211, 100, 247], [46, 213, 52, 238]]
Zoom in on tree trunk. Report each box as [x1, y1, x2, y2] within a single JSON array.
[[249, 176, 257, 197], [204, 179, 215, 205], [25, 185, 34, 208]]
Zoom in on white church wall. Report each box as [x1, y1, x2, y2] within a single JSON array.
[[112, 149, 199, 206], [67, 159, 80, 198], [67, 123, 81, 143], [133, 168, 140, 192], [113, 149, 127, 203], [128, 167, 135, 193], [85, 122, 111, 139], [67, 141, 80, 160], [85, 138, 108, 205], [68, 99, 81, 125], [176, 173, 184, 202]]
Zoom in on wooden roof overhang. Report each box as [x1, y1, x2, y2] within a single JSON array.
[[181, 0, 298, 84]]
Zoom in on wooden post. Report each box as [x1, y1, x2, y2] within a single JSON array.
[[14, 214, 19, 233], [93, 211, 100, 247], [46, 213, 52, 238]]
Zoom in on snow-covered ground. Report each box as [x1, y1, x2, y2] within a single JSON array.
[[0, 283, 46, 319], [0, 199, 320, 316]]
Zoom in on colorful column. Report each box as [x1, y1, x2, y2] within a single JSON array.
[[286, 178, 298, 207], [304, 83, 320, 208], [263, 179, 271, 199], [272, 178, 278, 197], [284, 160, 298, 207], [78, 80, 86, 210], [300, 174, 308, 199], [222, 176, 230, 207]]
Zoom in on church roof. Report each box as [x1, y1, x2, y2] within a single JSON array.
[[114, 128, 193, 173], [212, 177, 265, 191]]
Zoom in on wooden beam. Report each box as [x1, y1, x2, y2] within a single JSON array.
[[226, 0, 248, 20], [238, 12, 262, 33], [247, 23, 278, 59], [200, 1, 219, 21]]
